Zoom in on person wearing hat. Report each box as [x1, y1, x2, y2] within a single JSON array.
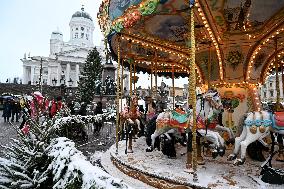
[[2, 99, 12, 123]]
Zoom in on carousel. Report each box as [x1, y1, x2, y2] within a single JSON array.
[[97, 0, 284, 188]]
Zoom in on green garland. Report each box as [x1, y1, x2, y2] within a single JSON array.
[[226, 50, 243, 70], [111, 0, 160, 32]]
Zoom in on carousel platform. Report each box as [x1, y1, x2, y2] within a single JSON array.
[[101, 137, 284, 189]]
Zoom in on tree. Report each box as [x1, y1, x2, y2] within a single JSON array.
[[78, 47, 103, 103], [0, 93, 126, 189]]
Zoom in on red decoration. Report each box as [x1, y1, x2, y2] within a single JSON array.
[[21, 124, 30, 135], [123, 10, 141, 28]]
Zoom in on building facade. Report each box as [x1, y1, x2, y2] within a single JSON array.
[[259, 74, 284, 102], [21, 6, 105, 87]]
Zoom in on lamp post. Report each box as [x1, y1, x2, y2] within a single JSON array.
[[60, 71, 66, 97], [52, 78, 57, 86], [67, 78, 74, 99], [30, 56, 47, 93]]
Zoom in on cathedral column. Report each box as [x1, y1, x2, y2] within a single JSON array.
[[23, 65, 27, 84], [47, 66, 52, 85], [30, 66, 35, 85], [66, 63, 70, 85], [57, 63, 62, 86], [75, 64, 80, 87]]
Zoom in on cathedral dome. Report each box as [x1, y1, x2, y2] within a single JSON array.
[[72, 7, 92, 21]]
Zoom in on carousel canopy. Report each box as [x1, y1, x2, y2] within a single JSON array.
[[98, 0, 284, 85]]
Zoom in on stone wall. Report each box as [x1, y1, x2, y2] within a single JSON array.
[[0, 83, 76, 99]]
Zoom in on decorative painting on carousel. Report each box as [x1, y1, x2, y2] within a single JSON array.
[[196, 50, 220, 82], [223, 46, 244, 82], [109, 0, 142, 21], [143, 14, 188, 45], [206, 0, 284, 36], [218, 87, 248, 137]]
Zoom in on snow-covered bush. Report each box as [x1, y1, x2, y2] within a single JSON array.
[[0, 120, 55, 189], [0, 93, 129, 189], [48, 137, 130, 189]]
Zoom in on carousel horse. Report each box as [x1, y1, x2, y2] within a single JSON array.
[[119, 96, 142, 153], [147, 90, 227, 162], [228, 110, 284, 165]]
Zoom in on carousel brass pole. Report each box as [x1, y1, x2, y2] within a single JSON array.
[[172, 65, 175, 109], [275, 37, 280, 111], [134, 63, 136, 95], [130, 60, 133, 96], [208, 43, 212, 89], [187, 6, 198, 182], [151, 63, 153, 96], [121, 60, 124, 111], [282, 62, 284, 106], [155, 62, 158, 99], [115, 36, 121, 154]]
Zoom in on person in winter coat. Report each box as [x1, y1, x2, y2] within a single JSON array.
[[50, 96, 63, 118], [68, 101, 75, 115], [93, 101, 103, 134], [2, 99, 12, 123], [11, 98, 21, 122], [19, 102, 31, 129], [94, 101, 103, 115], [79, 102, 87, 116]]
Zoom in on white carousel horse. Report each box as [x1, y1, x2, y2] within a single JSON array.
[[147, 90, 228, 157], [228, 111, 284, 165], [119, 96, 142, 153]]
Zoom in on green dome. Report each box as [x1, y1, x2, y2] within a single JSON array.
[[72, 7, 92, 21]]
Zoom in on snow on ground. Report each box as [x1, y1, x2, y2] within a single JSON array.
[[98, 149, 156, 189], [107, 137, 284, 189]]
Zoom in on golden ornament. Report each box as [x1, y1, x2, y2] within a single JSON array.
[[250, 125, 257, 134], [259, 125, 266, 133]]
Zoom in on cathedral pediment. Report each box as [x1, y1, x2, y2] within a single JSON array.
[[58, 47, 91, 58]]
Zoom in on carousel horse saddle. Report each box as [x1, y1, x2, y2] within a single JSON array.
[[272, 112, 284, 129], [171, 110, 188, 124]]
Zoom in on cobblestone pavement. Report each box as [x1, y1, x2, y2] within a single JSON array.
[[0, 111, 116, 158], [0, 111, 19, 156], [77, 122, 116, 157]]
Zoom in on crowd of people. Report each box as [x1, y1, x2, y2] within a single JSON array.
[[2, 97, 21, 123], [1, 92, 107, 124], [1, 93, 64, 124]]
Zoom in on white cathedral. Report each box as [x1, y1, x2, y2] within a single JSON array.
[[21, 6, 105, 87]]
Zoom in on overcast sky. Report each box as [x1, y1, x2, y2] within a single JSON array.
[[0, 0, 187, 87], [0, 0, 103, 82]]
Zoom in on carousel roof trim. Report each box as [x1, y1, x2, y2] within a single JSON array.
[[261, 48, 284, 84], [121, 32, 190, 57], [245, 16, 284, 81], [196, 0, 224, 81], [119, 32, 205, 84], [97, 0, 111, 36]]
